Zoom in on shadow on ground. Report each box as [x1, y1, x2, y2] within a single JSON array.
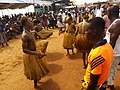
[[47, 64, 63, 76], [68, 53, 83, 60], [115, 86, 120, 90], [46, 52, 64, 62], [39, 78, 60, 90]]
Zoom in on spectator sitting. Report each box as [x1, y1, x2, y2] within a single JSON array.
[[0, 21, 8, 47]]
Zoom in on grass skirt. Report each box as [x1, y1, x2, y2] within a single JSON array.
[[38, 30, 53, 39], [23, 41, 49, 80], [75, 34, 94, 53], [63, 32, 75, 49], [36, 40, 49, 54], [23, 53, 49, 80]]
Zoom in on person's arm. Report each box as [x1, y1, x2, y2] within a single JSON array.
[[87, 73, 100, 90], [75, 23, 81, 37], [110, 33, 119, 48], [109, 22, 120, 49], [35, 32, 43, 39], [75, 26, 79, 37], [73, 24, 76, 32]]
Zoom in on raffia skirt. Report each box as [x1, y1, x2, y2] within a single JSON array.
[[36, 40, 49, 54], [75, 34, 94, 53], [38, 30, 53, 39], [23, 54, 49, 80], [63, 32, 75, 49], [23, 41, 49, 80]]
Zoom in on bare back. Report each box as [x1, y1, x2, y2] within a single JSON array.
[[22, 30, 36, 52], [109, 19, 120, 48]]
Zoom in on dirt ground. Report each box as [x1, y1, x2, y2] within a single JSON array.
[[0, 29, 120, 90]]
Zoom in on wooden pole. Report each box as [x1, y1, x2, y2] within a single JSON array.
[[7, 9, 10, 16], [1, 10, 4, 16], [33, 0, 35, 12]]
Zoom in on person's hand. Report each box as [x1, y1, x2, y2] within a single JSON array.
[[38, 53, 46, 58]]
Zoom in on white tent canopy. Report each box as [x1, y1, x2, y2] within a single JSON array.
[[0, 0, 25, 3], [34, 1, 52, 5], [72, 0, 108, 5], [0, 0, 30, 9], [0, 5, 34, 17], [0, 0, 52, 4], [0, 0, 52, 9], [24, 0, 52, 5], [0, 0, 52, 17]]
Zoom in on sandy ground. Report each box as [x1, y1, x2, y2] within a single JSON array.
[[0, 29, 120, 90]]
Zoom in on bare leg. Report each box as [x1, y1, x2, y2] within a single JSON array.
[[107, 85, 115, 90], [86, 52, 90, 67], [59, 28, 62, 35], [72, 48, 74, 54], [1, 43, 4, 47], [66, 49, 70, 56], [46, 26, 48, 30], [83, 53, 87, 69], [6, 42, 9, 46], [34, 80, 39, 89], [118, 61, 120, 65]]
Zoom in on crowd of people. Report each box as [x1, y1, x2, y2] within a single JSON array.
[[63, 4, 119, 90], [0, 2, 120, 90]]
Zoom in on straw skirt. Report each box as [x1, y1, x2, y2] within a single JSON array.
[[63, 32, 75, 49], [23, 53, 49, 80]]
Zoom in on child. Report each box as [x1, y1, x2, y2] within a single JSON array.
[[63, 16, 76, 55], [21, 17, 49, 89]]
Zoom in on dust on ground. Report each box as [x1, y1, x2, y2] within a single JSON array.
[[0, 29, 120, 90]]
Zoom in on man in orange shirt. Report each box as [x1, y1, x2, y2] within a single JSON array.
[[81, 17, 113, 90]]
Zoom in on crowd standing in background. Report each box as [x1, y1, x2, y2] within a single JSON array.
[[0, 2, 120, 90]]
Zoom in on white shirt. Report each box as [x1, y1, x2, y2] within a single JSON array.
[[62, 13, 66, 23], [95, 8, 103, 17], [57, 21, 64, 28]]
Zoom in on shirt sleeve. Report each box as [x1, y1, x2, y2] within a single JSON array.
[[90, 55, 105, 75]]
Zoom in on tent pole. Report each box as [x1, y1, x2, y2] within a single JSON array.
[[27, 5, 29, 13], [7, 9, 10, 16], [33, 0, 35, 12], [1, 10, 4, 16], [33, 0, 35, 4]]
